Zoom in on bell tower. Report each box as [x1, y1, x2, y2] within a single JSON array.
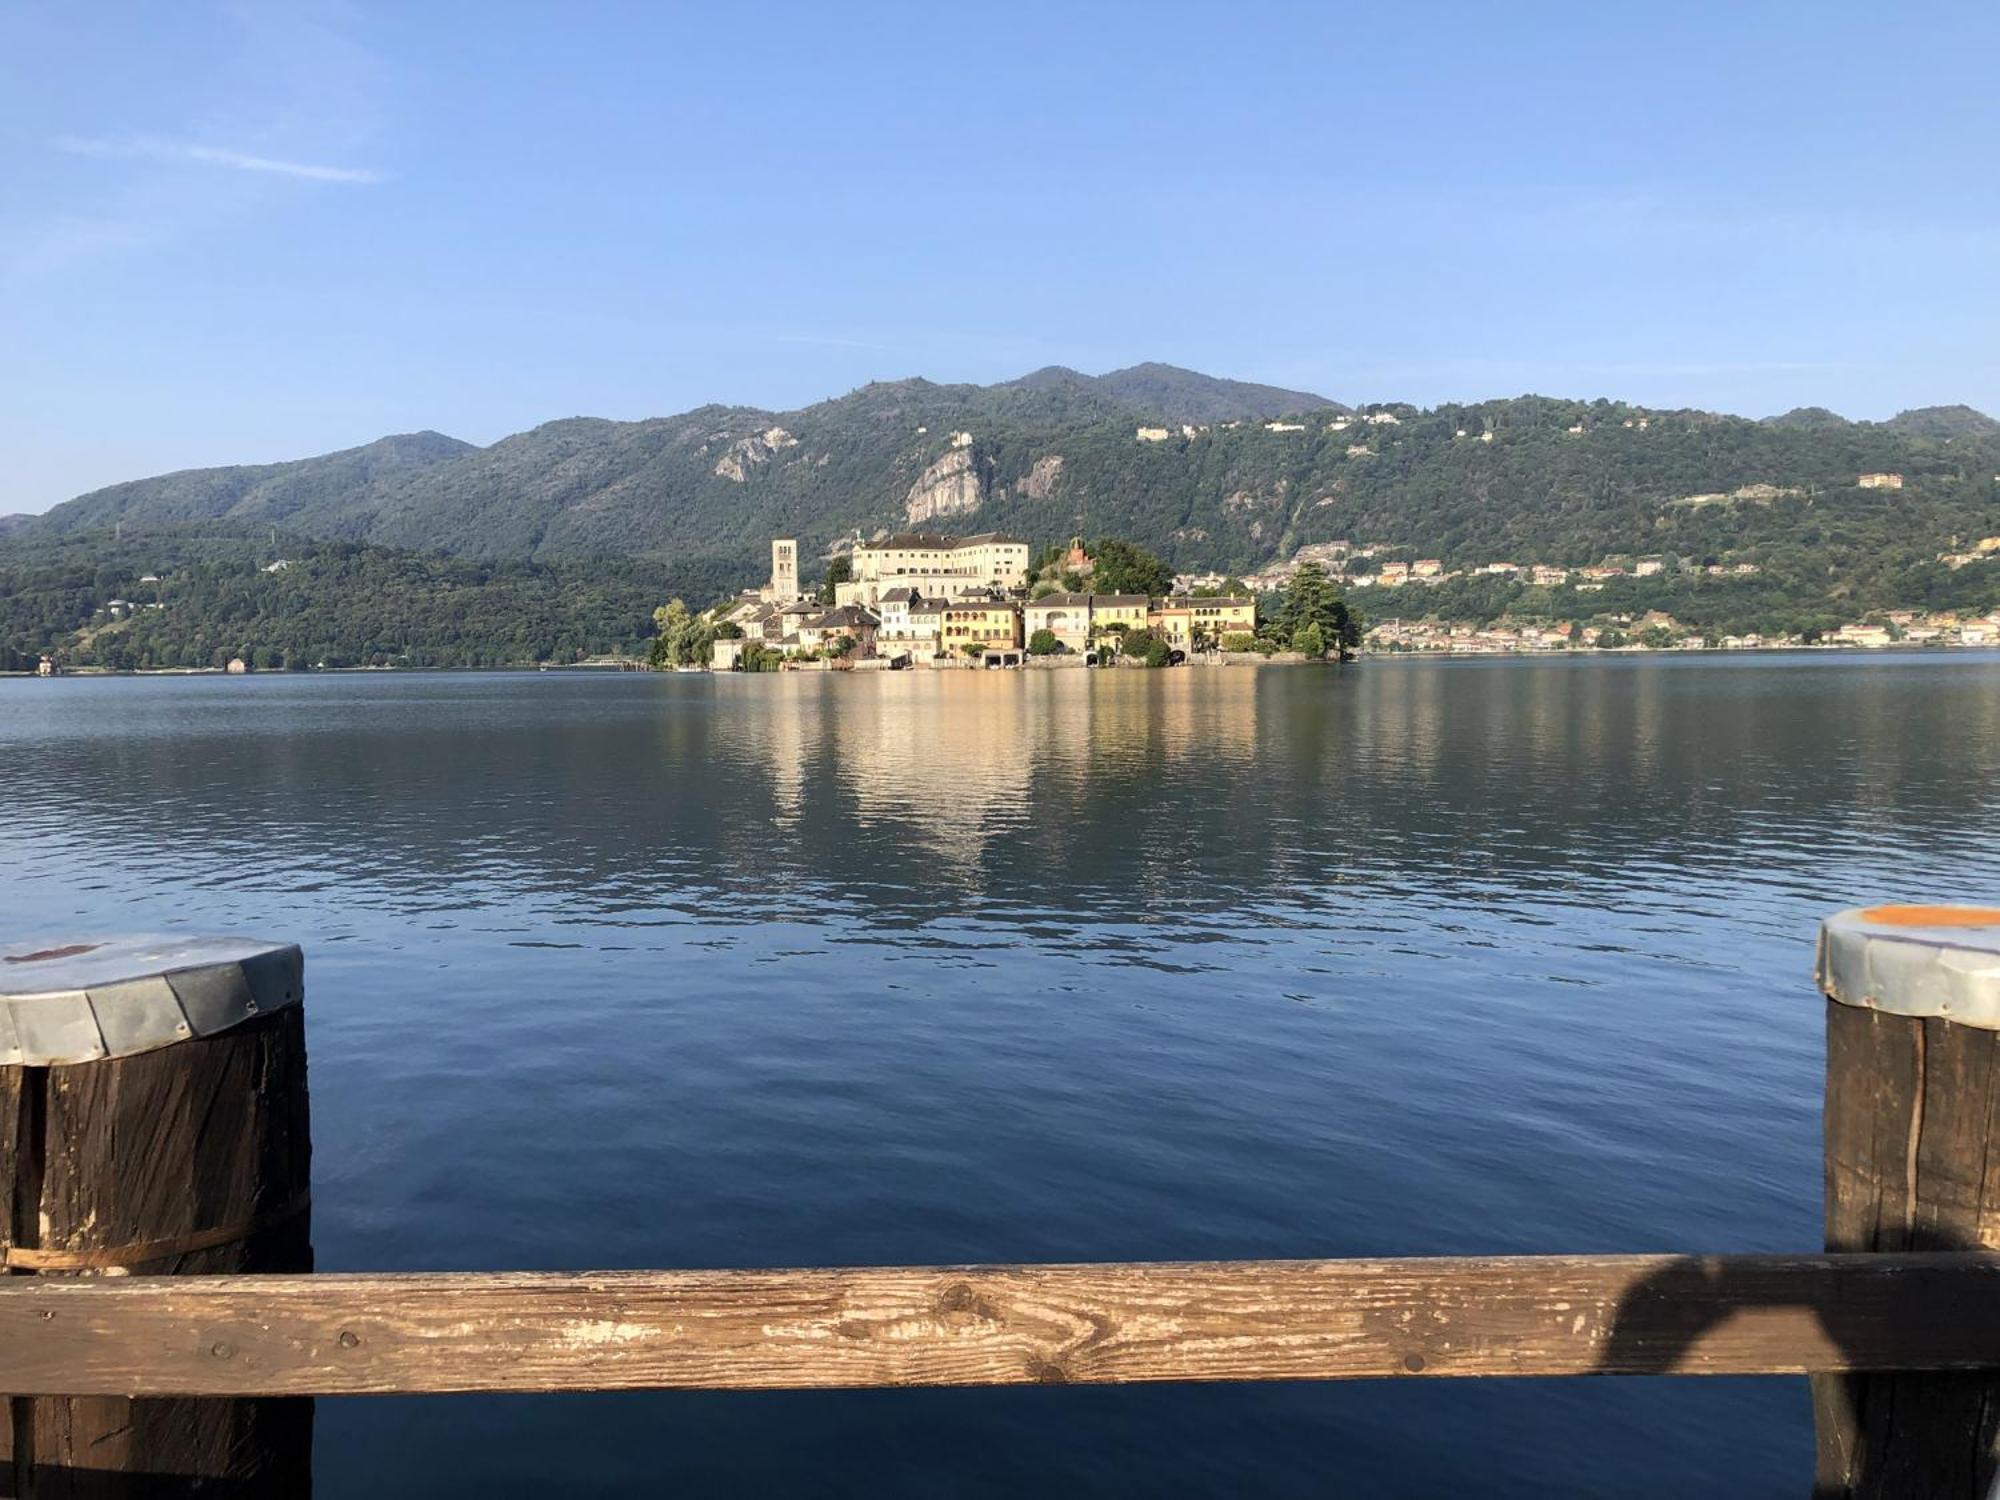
[[769, 538, 799, 602]]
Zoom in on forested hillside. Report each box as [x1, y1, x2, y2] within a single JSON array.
[[0, 528, 703, 671], [14, 366, 2000, 637]]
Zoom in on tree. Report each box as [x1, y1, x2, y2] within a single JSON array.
[[1088, 538, 1174, 598], [1294, 620, 1327, 658], [961, 641, 986, 659], [1027, 627, 1061, 655], [649, 598, 713, 669], [824, 633, 856, 660], [817, 555, 854, 606], [1121, 626, 1170, 666], [1280, 562, 1360, 658]]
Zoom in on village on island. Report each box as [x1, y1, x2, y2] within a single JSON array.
[[656, 514, 2000, 675], [689, 534, 1279, 672]]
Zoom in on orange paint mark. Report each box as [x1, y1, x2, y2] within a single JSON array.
[[1861, 905, 2000, 929]]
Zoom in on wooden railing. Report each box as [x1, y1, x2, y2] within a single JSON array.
[[6, 906, 2000, 1495], [3, 1252, 2000, 1398]]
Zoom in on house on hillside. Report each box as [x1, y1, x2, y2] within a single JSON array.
[[1024, 593, 1095, 654], [802, 605, 880, 658]]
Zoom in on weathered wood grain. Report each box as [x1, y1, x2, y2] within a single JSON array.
[[3, 1008, 312, 1495], [0, 1252, 1995, 1398], [1816, 1001, 2000, 1499]]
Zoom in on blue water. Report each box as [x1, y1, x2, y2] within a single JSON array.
[[4, 655, 1998, 1496]]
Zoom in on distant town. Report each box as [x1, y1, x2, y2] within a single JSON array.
[[693, 534, 1271, 671], [655, 525, 2000, 674]]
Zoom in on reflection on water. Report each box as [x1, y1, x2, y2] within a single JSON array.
[[2, 655, 1998, 1497]]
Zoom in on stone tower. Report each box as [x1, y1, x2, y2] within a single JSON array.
[[768, 538, 799, 602]]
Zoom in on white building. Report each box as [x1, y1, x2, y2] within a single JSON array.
[[840, 532, 1030, 607]]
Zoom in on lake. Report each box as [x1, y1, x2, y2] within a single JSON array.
[[4, 655, 1999, 1496]]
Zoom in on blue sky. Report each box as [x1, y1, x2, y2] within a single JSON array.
[[3, 1, 1996, 512]]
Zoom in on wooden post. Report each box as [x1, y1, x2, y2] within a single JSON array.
[[1813, 905, 2000, 1500], [0, 936, 312, 1498]]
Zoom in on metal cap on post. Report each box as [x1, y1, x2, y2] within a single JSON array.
[[0, 935, 303, 1065], [0, 934, 312, 1495], [1817, 905, 2000, 1029], [1814, 903, 2000, 1500]]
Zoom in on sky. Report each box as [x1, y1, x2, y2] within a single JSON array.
[[3, 1, 1997, 513]]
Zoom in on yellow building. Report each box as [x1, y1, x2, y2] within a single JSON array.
[[939, 601, 1021, 653], [1857, 472, 1904, 490], [1088, 595, 1149, 640], [1150, 597, 1256, 649], [1188, 596, 1256, 642]]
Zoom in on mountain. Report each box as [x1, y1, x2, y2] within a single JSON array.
[[23, 365, 1347, 566], [36, 432, 476, 536], [1881, 405, 2000, 441], [1760, 406, 1848, 428], [16, 373, 2000, 616], [1005, 362, 1343, 424]]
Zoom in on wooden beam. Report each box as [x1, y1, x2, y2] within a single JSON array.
[[3, 1253, 2000, 1397]]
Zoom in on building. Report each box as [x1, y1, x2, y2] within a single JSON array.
[[1088, 595, 1149, 640], [939, 601, 1021, 654], [844, 532, 1031, 606], [1135, 427, 1171, 442], [904, 599, 948, 657], [727, 600, 781, 641], [875, 587, 922, 642], [1411, 559, 1443, 578], [759, 538, 802, 603], [1024, 592, 1096, 654], [1857, 473, 1904, 490], [36, 654, 57, 677], [801, 605, 880, 658], [771, 600, 821, 650], [226, 657, 250, 674], [1151, 596, 1257, 649]]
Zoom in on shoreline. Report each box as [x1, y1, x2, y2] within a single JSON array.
[[9, 641, 2000, 680]]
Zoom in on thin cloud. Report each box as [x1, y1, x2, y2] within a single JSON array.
[[57, 134, 382, 184]]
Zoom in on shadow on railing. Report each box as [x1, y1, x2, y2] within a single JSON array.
[[1602, 1247, 2000, 1499]]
